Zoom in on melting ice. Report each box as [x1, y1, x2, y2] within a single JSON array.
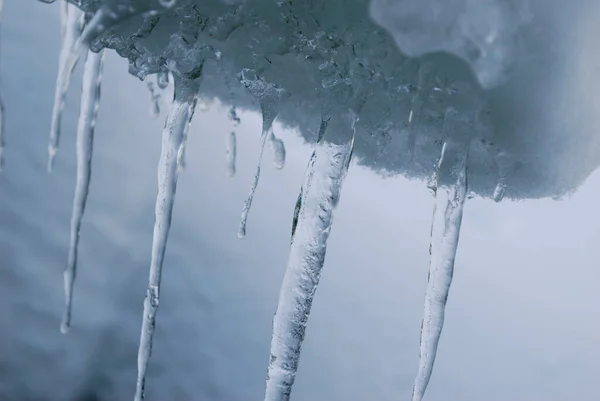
[[11, 0, 600, 400]]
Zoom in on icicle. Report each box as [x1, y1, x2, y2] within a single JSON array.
[[226, 131, 237, 177], [48, 3, 83, 172], [176, 97, 197, 172], [269, 132, 286, 170], [225, 105, 240, 177], [264, 109, 356, 401], [411, 138, 469, 401], [237, 69, 289, 238], [52, 3, 178, 167], [134, 75, 199, 401], [147, 81, 161, 117], [61, 49, 105, 334]]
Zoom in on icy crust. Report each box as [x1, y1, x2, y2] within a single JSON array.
[[68, 0, 600, 200]]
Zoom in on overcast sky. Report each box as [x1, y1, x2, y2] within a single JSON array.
[[0, 2, 598, 401]]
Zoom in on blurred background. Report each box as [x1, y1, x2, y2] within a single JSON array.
[[0, 1, 598, 400]]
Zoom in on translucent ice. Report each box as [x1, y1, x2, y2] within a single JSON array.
[[48, 1, 83, 172], [134, 75, 199, 401], [412, 138, 469, 401], [61, 49, 105, 334]]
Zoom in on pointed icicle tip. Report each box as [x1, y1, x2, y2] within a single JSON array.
[[134, 74, 199, 401], [411, 139, 469, 401], [61, 49, 105, 335], [237, 71, 290, 238]]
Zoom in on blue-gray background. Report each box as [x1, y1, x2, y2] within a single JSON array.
[[0, 2, 598, 400]]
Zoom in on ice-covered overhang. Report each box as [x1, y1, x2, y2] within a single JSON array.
[[56, 0, 600, 200], [16, 1, 600, 400]]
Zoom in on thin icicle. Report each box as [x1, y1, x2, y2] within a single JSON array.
[[237, 69, 289, 238], [52, 3, 177, 167], [48, 2, 83, 172], [411, 138, 469, 401], [134, 76, 198, 401], [225, 105, 240, 177], [226, 131, 237, 177], [61, 49, 105, 334], [147, 81, 161, 117], [269, 132, 286, 170], [264, 109, 356, 401], [176, 97, 197, 172]]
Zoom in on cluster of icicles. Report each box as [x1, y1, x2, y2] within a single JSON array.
[[4, 1, 486, 400]]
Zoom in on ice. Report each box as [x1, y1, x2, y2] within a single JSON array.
[[411, 110, 471, 400], [48, 1, 83, 172], [147, 81, 161, 117], [157, 71, 169, 89], [176, 96, 197, 172], [269, 132, 286, 170], [265, 108, 356, 401], [134, 74, 199, 401], [17, 0, 600, 400], [61, 49, 105, 334], [226, 130, 236, 176], [237, 69, 289, 238], [40, 0, 600, 201]]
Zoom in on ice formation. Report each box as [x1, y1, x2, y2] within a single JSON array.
[[61, 48, 106, 334], [8, 0, 600, 399]]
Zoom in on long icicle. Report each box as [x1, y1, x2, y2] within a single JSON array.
[[134, 76, 199, 401], [411, 138, 469, 401], [264, 109, 356, 401], [61, 49, 105, 334], [48, 2, 83, 172]]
